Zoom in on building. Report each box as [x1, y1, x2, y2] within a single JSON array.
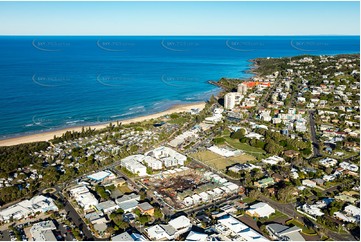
[[224, 93, 236, 110], [116, 193, 140, 213], [262, 156, 284, 165], [111, 231, 146, 241], [283, 150, 300, 158], [96, 200, 119, 214], [169, 129, 199, 148], [185, 230, 208, 241], [121, 156, 147, 176], [254, 177, 275, 188], [146, 224, 173, 240], [137, 202, 155, 216], [87, 170, 115, 182], [69, 185, 99, 210], [0, 195, 58, 223], [146, 146, 186, 167], [266, 223, 305, 241], [143, 156, 163, 170], [302, 179, 317, 188], [207, 146, 241, 157], [246, 202, 275, 218], [30, 220, 57, 241], [168, 215, 192, 238], [84, 211, 107, 225], [216, 215, 267, 241], [237, 83, 248, 95], [300, 204, 324, 217], [344, 204, 360, 218], [318, 158, 338, 167]]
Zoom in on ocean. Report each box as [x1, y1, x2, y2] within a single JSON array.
[[0, 36, 359, 139]]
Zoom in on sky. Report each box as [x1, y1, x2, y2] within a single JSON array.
[[0, 1, 359, 35]]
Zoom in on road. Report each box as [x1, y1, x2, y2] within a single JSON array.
[[183, 194, 240, 215], [308, 110, 322, 158], [54, 186, 95, 241]]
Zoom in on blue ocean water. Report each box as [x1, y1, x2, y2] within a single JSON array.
[[0, 36, 359, 139]]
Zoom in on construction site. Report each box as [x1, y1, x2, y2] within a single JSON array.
[[140, 166, 241, 209]]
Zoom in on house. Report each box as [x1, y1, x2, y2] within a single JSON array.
[[115, 193, 140, 212], [146, 216, 191, 240], [344, 205, 360, 217], [272, 173, 286, 183], [0, 195, 59, 223], [30, 220, 57, 241], [185, 230, 208, 241], [318, 158, 338, 167], [246, 202, 275, 218], [137, 202, 154, 216], [266, 223, 305, 241], [146, 225, 173, 240], [302, 179, 316, 188], [335, 194, 357, 204], [300, 204, 324, 217], [262, 156, 284, 165], [96, 200, 119, 214], [334, 212, 357, 223], [216, 215, 267, 241], [84, 211, 107, 225], [111, 231, 146, 241], [183, 197, 193, 207], [168, 215, 192, 237], [254, 177, 275, 188], [283, 150, 300, 158]]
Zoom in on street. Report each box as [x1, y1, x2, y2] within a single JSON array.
[[308, 110, 322, 158]]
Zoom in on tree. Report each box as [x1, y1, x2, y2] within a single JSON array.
[[277, 186, 297, 203], [230, 129, 246, 139], [138, 214, 150, 224], [248, 189, 261, 199], [154, 207, 163, 220]]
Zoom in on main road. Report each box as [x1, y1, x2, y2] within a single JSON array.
[[308, 110, 322, 158]]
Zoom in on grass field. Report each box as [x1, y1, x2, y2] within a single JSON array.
[[286, 219, 317, 234], [118, 184, 133, 194], [190, 150, 255, 170], [224, 137, 268, 160]]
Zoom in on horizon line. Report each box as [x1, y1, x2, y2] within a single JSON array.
[[0, 34, 360, 37]]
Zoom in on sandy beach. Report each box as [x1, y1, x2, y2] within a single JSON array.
[[0, 102, 206, 147]]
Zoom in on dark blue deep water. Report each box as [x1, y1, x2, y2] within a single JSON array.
[[0, 36, 359, 138]]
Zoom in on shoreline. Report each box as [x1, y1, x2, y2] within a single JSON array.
[[0, 102, 206, 147]]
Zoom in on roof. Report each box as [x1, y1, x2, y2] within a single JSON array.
[[168, 215, 190, 230], [217, 215, 267, 241], [185, 230, 208, 241], [116, 193, 140, 204], [138, 202, 154, 211], [30, 220, 57, 241], [87, 171, 111, 181], [96, 200, 118, 211], [112, 232, 134, 241], [160, 224, 177, 236], [345, 204, 360, 216], [94, 223, 107, 233], [146, 225, 169, 240], [118, 200, 139, 211], [248, 202, 275, 217]]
